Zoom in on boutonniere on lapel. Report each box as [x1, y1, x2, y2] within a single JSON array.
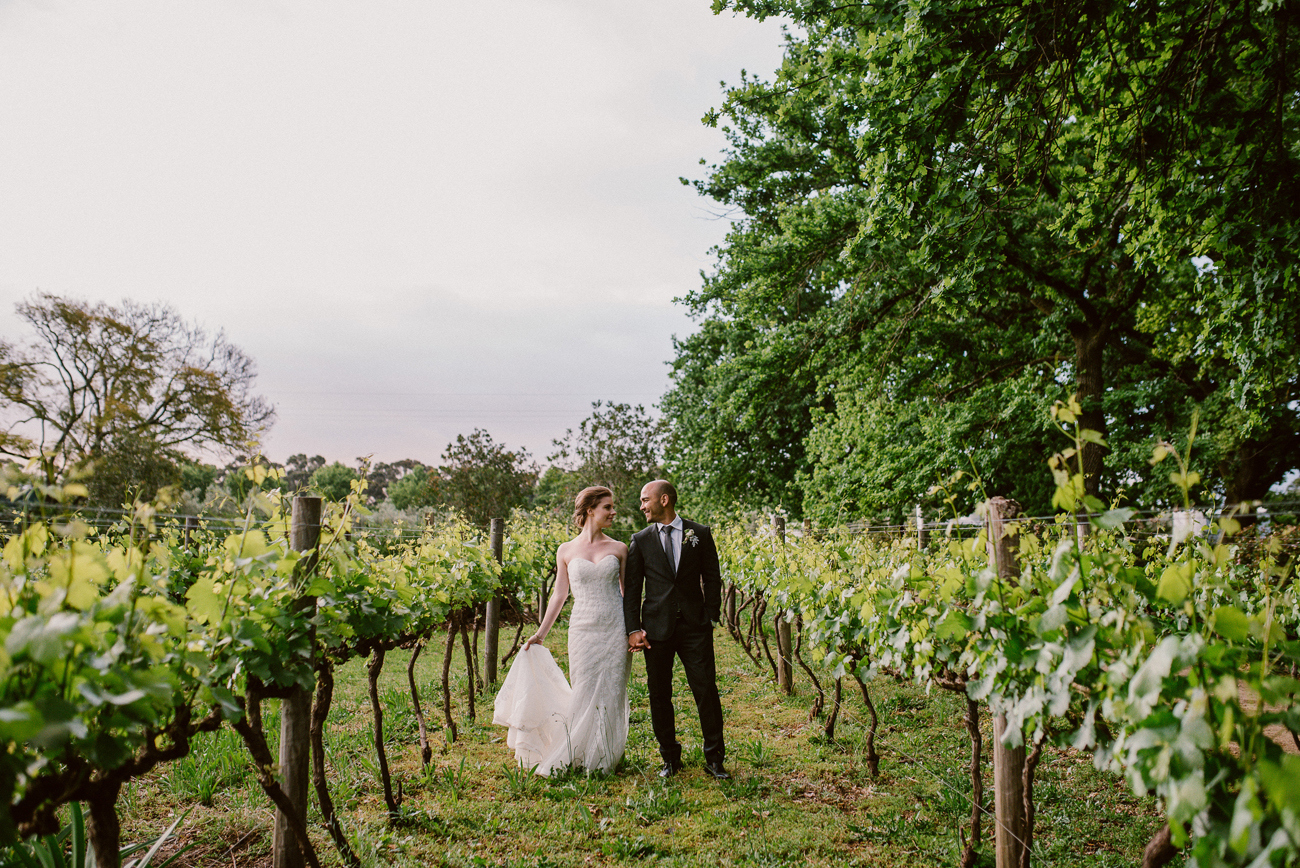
[[682, 528, 699, 548]]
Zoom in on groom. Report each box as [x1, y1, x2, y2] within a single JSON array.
[[624, 480, 728, 779]]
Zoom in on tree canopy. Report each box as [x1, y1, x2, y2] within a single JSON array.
[[664, 0, 1300, 520], [542, 401, 669, 534], [429, 428, 537, 527], [309, 462, 361, 503]]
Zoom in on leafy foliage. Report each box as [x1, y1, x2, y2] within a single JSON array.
[[544, 401, 669, 534], [668, 0, 1300, 520], [178, 461, 219, 502], [365, 459, 428, 503], [309, 462, 360, 503], [429, 429, 537, 528], [385, 464, 435, 511], [0, 461, 565, 864], [84, 432, 183, 508]]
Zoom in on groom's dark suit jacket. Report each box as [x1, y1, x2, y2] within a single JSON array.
[[623, 518, 722, 642]]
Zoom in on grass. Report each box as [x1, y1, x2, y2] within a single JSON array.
[[119, 627, 1165, 867]]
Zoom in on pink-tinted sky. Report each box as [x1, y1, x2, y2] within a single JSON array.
[[0, 0, 786, 465]]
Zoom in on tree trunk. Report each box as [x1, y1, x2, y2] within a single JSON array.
[[775, 611, 794, 695], [1142, 825, 1178, 868], [793, 618, 823, 717], [962, 698, 983, 868], [851, 672, 880, 777], [485, 518, 504, 684], [407, 641, 433, 767], [1070, 321, 1108, 499], [1220, 425, 1300, 523], [441, 618, 458, 744], [460, 616, 478, 721], [824, 678, 842, 741], [1020, 736, 1044, 868]]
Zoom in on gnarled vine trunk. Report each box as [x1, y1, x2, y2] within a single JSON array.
[[85, 783, 123, 868]]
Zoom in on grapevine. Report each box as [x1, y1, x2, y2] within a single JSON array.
[[0, 466, 566, 868], [715, 400, 1299, 867]]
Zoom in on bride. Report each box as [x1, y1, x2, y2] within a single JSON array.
[[492, 486, 632, 775]]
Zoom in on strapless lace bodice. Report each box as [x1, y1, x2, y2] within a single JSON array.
[[567, 554, 625, 626]]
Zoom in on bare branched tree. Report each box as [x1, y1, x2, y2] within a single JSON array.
[[0, 293, 275, 482]]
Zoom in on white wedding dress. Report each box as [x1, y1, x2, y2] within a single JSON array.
[[493, 554, 631, 775]]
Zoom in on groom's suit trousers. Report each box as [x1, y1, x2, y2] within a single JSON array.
[[643, 618, 725, 766]]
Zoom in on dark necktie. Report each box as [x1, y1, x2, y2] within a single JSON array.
[[661, 525, 675, 575]]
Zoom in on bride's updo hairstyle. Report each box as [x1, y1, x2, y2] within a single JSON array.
[[573, 486, 614, 528]]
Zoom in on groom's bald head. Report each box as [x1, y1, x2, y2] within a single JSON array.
[[645, 479, 677, 507]]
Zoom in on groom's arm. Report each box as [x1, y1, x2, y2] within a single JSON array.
[[699, 525, 722, 624], [624, 535, 645, 635]]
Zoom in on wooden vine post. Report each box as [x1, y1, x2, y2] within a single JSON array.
[[985, 497, 1027, 868], [773, 515, 793, 695], [483, 518, 504, 685], [274, 496, 322, 868], [915, 504, 928, 551]]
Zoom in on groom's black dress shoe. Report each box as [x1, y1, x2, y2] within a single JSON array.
[[704, 762, 731, 780], [658, 761, 683, 779]]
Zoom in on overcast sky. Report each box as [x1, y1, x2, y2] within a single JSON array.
[[0, 1, 786, 467]]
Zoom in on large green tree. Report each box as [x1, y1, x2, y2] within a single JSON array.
[[385, 464, 435, 511], [309, 462, 360, 503], [665, 0, 1300, 520]]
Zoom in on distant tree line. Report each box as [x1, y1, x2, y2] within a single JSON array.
[[174, 402, 666, 533], [0, 298, 667, 529]]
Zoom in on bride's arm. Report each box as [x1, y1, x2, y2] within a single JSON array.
[[525, 546, 571, 649], [617, 543, 628, 596]]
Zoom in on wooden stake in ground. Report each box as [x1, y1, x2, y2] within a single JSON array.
[[274, 496, 322, 868], [484, 518, 504, 685], [984, 496, 1027, 868]]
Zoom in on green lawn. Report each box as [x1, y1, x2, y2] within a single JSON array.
[[121, 626, 1164, 867]]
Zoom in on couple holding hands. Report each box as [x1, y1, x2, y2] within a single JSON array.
[[492, 480, 728, 780]]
